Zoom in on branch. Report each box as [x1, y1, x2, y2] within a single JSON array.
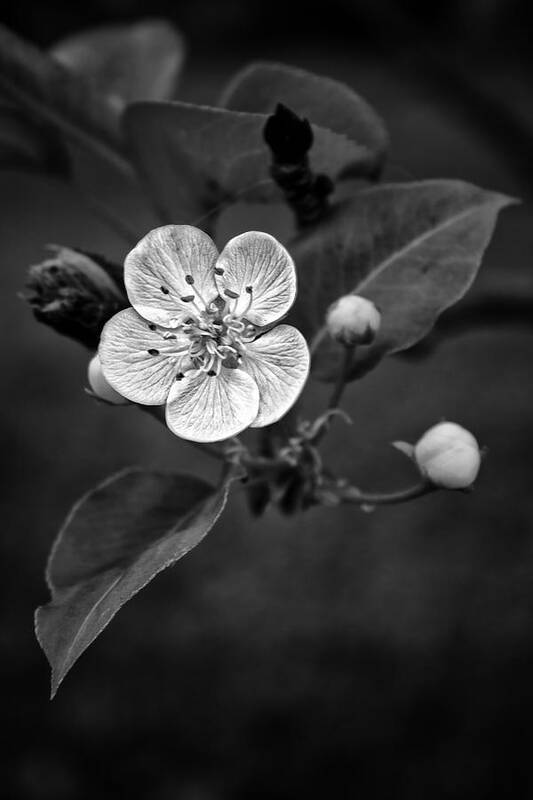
[[331, 480, 435, 507]]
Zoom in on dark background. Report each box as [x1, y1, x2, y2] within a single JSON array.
[[2, 1, 533, 798]]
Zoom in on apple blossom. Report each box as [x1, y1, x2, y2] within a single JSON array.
[[99, 225, 310, 442]]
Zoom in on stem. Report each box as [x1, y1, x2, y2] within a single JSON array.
[[336, 481, 435, 507], [327, 346, 353, 411], [310, 346, 353, 446]]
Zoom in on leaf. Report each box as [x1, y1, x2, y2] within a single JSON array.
[[290, 180, 515, 381], [35, 468, 232, 697], [51, 19, 185, 109], [0, 23, 130, 176], [0, 102, 69, 175], [124, 101, 371, 224], [220, 61, 389, 177]]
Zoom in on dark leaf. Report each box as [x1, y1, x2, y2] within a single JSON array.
[[0, 23, 130, 176], [220, 61, 388, 177], [124, 101, 370, 224], [35, 468, 232, 696], [290, 180, 515, 380], [51, 19, 185, 109], [0, 102, 69, 175]]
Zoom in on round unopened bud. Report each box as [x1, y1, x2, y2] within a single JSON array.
[[88, 354, 127, 405], [414, 422, 481, 489], [326, 295, 381, 346]]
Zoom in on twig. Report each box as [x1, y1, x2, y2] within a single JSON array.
[[334, 480, 435, 507]]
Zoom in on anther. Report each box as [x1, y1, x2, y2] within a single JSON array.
[[224, 289, 239, 299], [185, 274, 194, 285], [207, 370, 217, 377], [175, 372, 185, 381], [148, 323, 157, 331], [180, 295, 195, 302], [214, 267, 224, 276], [246, 286, 253, 293], [148, 348, 159, 356], [160, 286, 169, 295]]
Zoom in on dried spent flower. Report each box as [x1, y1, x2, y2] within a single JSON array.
[[326, 294, 381, 346], [99, 225, 310, 442], [24, 246, 127, 349]]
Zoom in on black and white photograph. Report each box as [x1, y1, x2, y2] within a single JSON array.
[[1, 1, 532, 798]]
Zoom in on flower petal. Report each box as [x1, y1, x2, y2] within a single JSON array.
[[166, 368, 259, 442], [125, 225, 219, 327], [241, 324, 310, 427], [215, 231, 296, 326], [99, 307, 189, 405]]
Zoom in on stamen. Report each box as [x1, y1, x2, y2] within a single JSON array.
[[240, 286, 254, 317]]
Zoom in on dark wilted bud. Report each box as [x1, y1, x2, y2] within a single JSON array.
[[263, 102, 314, 163], [23, 245, 128, 349], [263, 103, 334, 227]]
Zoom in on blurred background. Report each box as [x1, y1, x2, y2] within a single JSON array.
[[1, 1, 533, 798]]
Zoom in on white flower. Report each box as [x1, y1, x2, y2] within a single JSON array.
[[326, 295, 381, 346], [414, 422, 481, 489], [99, 225, 310, 442]]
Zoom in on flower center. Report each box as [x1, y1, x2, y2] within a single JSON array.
[[147, 275, 257, 378], [181, 305, 256, 377]]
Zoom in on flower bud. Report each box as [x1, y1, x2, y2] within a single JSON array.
[[414, 422, 481, 489], [87, 354, 128, 405], [23, 245, 127, 349], [326, 295, 381, 346]]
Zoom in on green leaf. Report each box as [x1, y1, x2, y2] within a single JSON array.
[[290, 180, 515, 380], [0, 23, 130, 177], [124, 101, 371, 224], [0, 102, 69, 175], [51, 19, 185, 109], [220, 61, 389, 178], [35, 468, 232, 697]]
